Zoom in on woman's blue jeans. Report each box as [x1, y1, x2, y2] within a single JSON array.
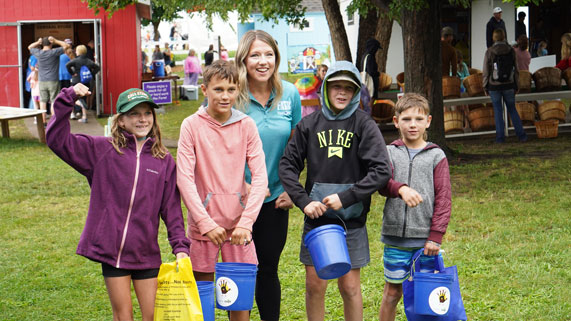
[[489, 89, 528, 142]]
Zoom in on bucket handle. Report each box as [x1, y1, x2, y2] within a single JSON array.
[[410, 248, 446, 278], [303, 213, 348, 232]]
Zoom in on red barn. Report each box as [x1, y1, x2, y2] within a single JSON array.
[[0, 0, 150, 115]]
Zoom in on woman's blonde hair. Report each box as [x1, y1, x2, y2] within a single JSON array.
[[109, 107, 167, 159], [234, 30, 282, 112], [76, 45, 87, 56], [561, 33, 571, 60]]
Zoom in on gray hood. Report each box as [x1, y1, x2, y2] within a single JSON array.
[[320, 61, 362, 120]]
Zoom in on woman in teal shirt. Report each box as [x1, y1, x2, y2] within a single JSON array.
[[235, 30, 301, 320]]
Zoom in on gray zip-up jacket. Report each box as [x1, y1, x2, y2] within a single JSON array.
[[379, 140, 451, 244]]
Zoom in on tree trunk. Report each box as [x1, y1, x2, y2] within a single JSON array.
[[322, 0, 352, 61], [374, 9, 393, 73], [152, 21, 160, 42], [401, 0, 450, 154], [355, 9, 378, 71]]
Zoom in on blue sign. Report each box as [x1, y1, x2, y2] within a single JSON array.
[[142, 81, 172, 105]]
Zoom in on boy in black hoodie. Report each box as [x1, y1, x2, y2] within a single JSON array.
[[279, 61, 391, 320]]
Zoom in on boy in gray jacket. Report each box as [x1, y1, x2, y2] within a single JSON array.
[[378, 93, 451, 321]]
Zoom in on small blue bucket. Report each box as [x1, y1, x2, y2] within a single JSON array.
[[196, 281, 215, 321], [304, 224, 351, 280], [215, 262, 257, 311], [152, 60, 165, 77], [413, 272, 454, 316]]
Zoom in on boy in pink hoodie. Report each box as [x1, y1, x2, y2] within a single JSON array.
[[176, 60, 268, 320]]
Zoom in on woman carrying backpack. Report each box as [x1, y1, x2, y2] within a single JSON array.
[[482, 28, 527, 143], [66, 45, 100, 123]]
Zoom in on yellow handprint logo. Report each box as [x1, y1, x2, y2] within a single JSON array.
[[438, 289, 448, 303], [220, 279, 231, 294]]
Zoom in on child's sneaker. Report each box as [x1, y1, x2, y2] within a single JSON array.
[[70, 113, 77, 120], [78, 118, 88, 123]]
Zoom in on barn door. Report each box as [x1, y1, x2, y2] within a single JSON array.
[[93, 19, 103, 116], [0, 22, 23, 108]]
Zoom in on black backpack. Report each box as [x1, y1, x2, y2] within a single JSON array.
[[492, 50, 515, 82]]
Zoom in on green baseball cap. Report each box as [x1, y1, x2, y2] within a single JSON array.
[[116, 88, 160, 114]]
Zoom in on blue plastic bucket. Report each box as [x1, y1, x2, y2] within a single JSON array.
[[215, 262, 257, 310], [196, 281, 215, 321], [152, 60, 165, 77], [304, 224, 351, 280], [413, 272, 454, 316]]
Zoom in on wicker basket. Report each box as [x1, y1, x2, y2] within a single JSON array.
[[378, 73, 392, 92], [534, 119, 559, 138], [463, 73, 485, 97], [468, 106, 495, 131], [511, 102, 536, 126], [442, 76, 461, 99], [533, 67, 562, 92], [538, 101, 566, 122], [518, 70, 532, 93], [562, 68, 571, 87], [444, 110, 464, 133], [396, 72, 405, 91], [468, 68, 482, 75], [371, 99, 395, 123]]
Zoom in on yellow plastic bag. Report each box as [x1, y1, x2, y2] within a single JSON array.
[[154, 257, 203, 321]]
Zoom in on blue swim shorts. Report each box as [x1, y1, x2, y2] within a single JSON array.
[[383, 245, 440, 284]]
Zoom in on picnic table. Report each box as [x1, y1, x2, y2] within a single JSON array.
[[0, 107, 47, 143]]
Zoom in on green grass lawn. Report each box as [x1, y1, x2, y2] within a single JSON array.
[[1, 106, 570, 320]]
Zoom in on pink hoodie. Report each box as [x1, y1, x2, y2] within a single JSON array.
[[177, 107, 268, 241]]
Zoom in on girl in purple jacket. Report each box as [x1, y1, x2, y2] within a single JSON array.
[[46, 84, 190, 321]]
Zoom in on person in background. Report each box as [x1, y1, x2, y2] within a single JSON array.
[[456, 50, 470, 92], [234, 30, 302, 321], [25, 55, 38, 109], [46, 85, 190, 321], [530, 18, 546, 58], [27, 68, 41, 121], [59, 40, 74, 90], [514, 35, 531, 71], [183, 49, 201, 86], [315, 64, 328, 97], [86, 40, 95, 61], [220, 45, 229, 61], [482, 29, 527, 143], [377, 93, 451, 321], [142, 50, 149, 73], [177, 60, 268, 321], [536, 41, 548, 57], [515, 11, 527, 41], [441, 27, 458, 78], [204, 44, 216, 67], [555, 33, 571, 71], [152, 45, 164, 61], [486, 7, 507, 48], [360, 38, 381, 100], [163, 42, 173, 69], [28, 36, 71, 126], [66, 45, 100, 123]]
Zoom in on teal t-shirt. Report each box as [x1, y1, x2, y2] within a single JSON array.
[[245, 80, 302, 202]]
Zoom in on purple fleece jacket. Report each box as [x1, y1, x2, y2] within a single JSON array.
[[46, 87, 190, 269]]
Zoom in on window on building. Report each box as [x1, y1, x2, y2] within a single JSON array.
[[348, 12, 354, 25], [290, 18, 314, 32]]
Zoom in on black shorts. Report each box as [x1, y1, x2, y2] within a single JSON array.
[[101, 263, 159, 280]]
